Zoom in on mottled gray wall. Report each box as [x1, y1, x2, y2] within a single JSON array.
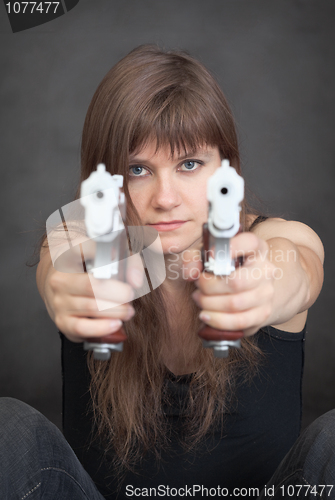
[[0, 0, 334, 430]]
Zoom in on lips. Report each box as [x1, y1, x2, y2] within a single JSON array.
[[149, 220, 185, 224], [147, 220, 187, 231]]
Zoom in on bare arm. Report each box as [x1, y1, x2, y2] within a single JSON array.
[[251, 219, 324, 332]]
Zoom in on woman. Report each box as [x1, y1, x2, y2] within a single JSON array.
[[1, 45, 330, 499]]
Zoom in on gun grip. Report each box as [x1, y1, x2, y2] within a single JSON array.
[[198, 325, 244, 342], [86, 326, 127, 344]]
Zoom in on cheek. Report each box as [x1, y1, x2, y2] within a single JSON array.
[[190, 187, 208, 220], [128, 186, 145, 214]]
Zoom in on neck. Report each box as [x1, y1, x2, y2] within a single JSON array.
[[162, 252, 188, 294], [159, 255, 202, 373]]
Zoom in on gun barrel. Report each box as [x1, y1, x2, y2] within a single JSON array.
[[199, 160, 245, 357], [80, 164, 128, 360]]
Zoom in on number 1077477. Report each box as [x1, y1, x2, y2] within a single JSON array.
[[278, 484, 333, 497], [5, 2, 60, 14]]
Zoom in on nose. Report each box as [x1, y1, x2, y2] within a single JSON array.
[[151, 175, 182, 211]]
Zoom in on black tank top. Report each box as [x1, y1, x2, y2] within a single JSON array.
[[61, 324, 305, 499]]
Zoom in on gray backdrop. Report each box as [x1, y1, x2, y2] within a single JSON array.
[[0, 0, 334, 431]]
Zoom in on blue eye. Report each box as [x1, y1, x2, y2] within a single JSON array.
[[129, 166, 145, 176], [185, 161, 195, 169], [181, 160, 200, 172]]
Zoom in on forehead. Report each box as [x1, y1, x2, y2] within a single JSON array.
[[129, 141, 219, 162]]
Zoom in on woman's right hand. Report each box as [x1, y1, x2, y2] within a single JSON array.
[[36, 245, 143, 343]]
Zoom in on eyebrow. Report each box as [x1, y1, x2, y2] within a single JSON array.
[[177, 150, 215, 161], [129, 150, 215, 163]]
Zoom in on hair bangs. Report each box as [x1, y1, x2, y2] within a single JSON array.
[[129, 88, 223, 158]]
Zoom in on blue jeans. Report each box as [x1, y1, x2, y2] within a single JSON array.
[[1, 398, 335, 499], [0, 398, 104, 500], [259, 409, 335, 499]]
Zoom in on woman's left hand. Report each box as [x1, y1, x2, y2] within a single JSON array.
[[184, 232, 277, 337]]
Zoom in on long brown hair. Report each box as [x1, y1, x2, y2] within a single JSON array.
[[83, 45, 262, 477]]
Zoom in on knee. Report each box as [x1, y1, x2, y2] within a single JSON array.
[[0, 397, 57, 447], [0, 398, 63, 467], [0, 397, 38, 416], [299, 409, 335, 483], [304, 409, 335, 445], [267, 410, 335, 490], [0, 397, 43, 429]]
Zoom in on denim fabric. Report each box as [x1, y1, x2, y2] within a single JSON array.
[[1, 398, 335, 499], [259, 409, 335, 499], [0, 398, 104, 500]]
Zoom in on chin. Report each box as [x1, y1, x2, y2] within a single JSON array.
[[158, 227, 202, 256], [162, 239, 200, 257]]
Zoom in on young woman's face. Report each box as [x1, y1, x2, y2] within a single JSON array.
[[128, 141, 222, 255]]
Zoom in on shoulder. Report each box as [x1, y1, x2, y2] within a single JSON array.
[[248, 216, 324, 265]]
